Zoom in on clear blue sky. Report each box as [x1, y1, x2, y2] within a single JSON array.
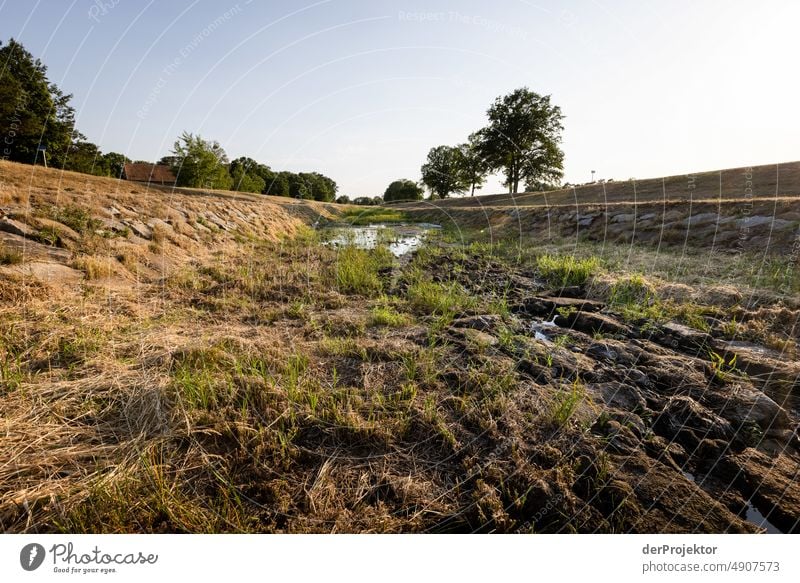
[[2, 0, 798, 197]]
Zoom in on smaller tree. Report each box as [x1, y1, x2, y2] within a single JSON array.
[[457, 134, 490, 197], [383, 179, 424, 202], [99, 152, 131, 178], [170, 132, 232, 190], [62, 139, 101, 175], [229, 156, 267, 193], [264, 171, 291, 196], [420, 145, 468, 199]]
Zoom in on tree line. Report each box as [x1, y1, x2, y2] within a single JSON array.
[[164, 132, 338, 202], [384, 87, 566, 202], [0, 38, 339, 202]]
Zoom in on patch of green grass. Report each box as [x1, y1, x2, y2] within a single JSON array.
[[536, 254, 601, 287], [549, 380, 584, 427], [339, 207, 408, 225], [407, 277, 475, 320], [608, 275, 667, 323], [369, 304, 411, 327], [333, 245, 393, 295], [49, 204, 103, 234], [320, 337, 368, 360]]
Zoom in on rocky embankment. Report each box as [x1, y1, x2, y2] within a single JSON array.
[[425, 248, 800, 533]]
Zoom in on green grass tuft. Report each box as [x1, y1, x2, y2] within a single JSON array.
[[536, 254, 601, 287]]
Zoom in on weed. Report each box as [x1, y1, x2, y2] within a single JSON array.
[[369, 304, 411, 327], [71, 255, 113, 279], [49, 204, 103, 234], [708, 350, 740, 382], [407, 278, 474, 320], [549, 380, 584, 427], [333, 245, 393, 295], [0, 242, 23, 265], [536, 254, 601, 287]]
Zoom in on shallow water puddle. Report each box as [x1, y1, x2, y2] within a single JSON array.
[[745, 501, 781, 534], [682, 471, 782, 533], [321, 223, 440, 257]]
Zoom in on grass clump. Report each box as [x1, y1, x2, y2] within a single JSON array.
[[72, 255, 113, 279], [333, 245, 393, 295], [407, 278, 474, 320], [536, 254, 601, 287], [49, 204, 103, 234], [0, 242, 23, 265], [549, 381, 585, 427], [369, 303, 411, 327]]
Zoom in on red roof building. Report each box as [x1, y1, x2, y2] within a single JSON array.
[[122, 163, 176, 186]]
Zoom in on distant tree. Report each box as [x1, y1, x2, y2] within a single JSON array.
[[477, 87, 564, 194], [335, 195, 351, 204], [524, 179, 560, 192], [420, 145, 468, 199], [383, 179, 424, 202], [264, 171, 291, 196], [62, 140, 101, 174], [457, 134, 490, 196], [299, 171, 337, 202], [229, 156, 267, 193], [352, 196, 373, 205], [158, 155, 180, 168], [0, 38, 76, 166], [170, 132, 232, 190], [99, 152, 131, 178]]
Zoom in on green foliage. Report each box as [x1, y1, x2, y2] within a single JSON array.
[[457, 134, 490, 196], [228, 157, 268, 193], [339, 207, 407, 225], [369, 304, 411, 327], [475, 87, 565, 194], [708, 350, 740, 382], [536, 254, 600, 287], [407, 277, 475, 320], [333, 246, 394, 295], [170, 132, 233, 190], [420, 145, 468, 199], [549, 381, 584, 427], [383, 179, 424, 202], [0, 38, 76, 166], [50, 204, 103, 234]]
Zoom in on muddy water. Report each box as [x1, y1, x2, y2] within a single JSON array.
[[321, 223, 440, 257]]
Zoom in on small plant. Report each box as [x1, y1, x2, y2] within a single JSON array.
[[552, 334, 571, 348], [49, 204, 103, 234], [708, 349, 739, 382], [0, 243, 23, 265], [536, 254, 601, 287], [549, 380, 584, 427], [407, 278, 475, 320], [71, 255, 113, 279], [556, 305, 577, 319], [369, 304, 411, 327], [286, 299, 307, 319], [333, 245, 393, 295]]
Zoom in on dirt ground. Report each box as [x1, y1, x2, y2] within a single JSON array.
[[1, 161, 798, 533]]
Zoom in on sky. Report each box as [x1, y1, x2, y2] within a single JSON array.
[[1, 0, 799, 197]]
